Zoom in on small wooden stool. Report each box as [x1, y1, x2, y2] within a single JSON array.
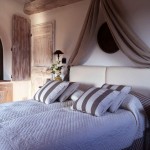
[[0, 87, 7, 104]]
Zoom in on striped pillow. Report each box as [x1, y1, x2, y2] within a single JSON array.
[[102, 84, 131, 93], [72, 87, 119, 116], [59, 82, 79, 102], [130, 91, 150, 121], [34, 80, 69, 104], [109, 92, 128, 113], [70, 90, 84, 102]]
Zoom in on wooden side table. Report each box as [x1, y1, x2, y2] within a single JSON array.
[[0, 81, 13, 103]]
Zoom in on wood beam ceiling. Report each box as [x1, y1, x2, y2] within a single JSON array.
[[24, 0, 83, 15]]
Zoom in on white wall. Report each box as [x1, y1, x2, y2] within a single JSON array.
[[0, 0, 28, 80], [1, 0, 150, 78], [0, 0, 31, 101], [30, 0, 91, 62], [31, 0, 150, 67], [85, 0, 150, 66], [1, 0, 149, 100]]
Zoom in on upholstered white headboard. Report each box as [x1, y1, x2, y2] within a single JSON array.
[[70, 66, 150, 97]]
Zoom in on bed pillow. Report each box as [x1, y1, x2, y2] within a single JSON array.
[[130, 91, 150, 119], [59, 82, 79, 102], [109, 92, 128, 113], [34, 80, 69, 104], [71, 87, 119, 116], [101, 84, 131, 94], [70, 90, 84, 102], [130, 91, 150, 105]]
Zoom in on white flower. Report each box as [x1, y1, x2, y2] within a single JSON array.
[[50, 61, 63, 75]]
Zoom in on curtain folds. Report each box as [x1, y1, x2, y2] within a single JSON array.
[[68, 0, 100, 66], [64, 0, 150, 81], [101, 0, 150, 67], [64, 0, 100, 80]]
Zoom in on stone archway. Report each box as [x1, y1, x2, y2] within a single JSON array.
[[0, 25, 11, 80], [0, 39, 3, 80]]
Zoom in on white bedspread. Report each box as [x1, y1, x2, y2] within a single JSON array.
[[0, 96, 145, 150], [0, 100, 73, 123], [121, 94, 145, 139]]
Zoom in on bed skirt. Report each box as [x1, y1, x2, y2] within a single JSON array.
[[123, 137, 144, 150]]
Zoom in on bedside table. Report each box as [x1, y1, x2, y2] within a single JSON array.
[[0, 82, 13, 103]]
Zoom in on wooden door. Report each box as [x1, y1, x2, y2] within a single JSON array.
[[31, 21, 55, 95], [12, 15, 31, 81]]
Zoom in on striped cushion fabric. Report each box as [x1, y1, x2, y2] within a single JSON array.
[[34, 80, 69, 104], [70, 90, 84, 102], [130, 91, 150, 122], [72, 87, 119, 116], [102, 84, 131, 93], [109, 92, 128, 113], [59, 82, 79, 102]]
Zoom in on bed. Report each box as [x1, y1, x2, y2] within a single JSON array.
[[0, 66, 150, 150], [0, 100, 73, 123]]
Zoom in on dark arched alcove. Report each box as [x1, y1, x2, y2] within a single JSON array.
[[97, 22, 119, 54], [0, 39, 3, 80]]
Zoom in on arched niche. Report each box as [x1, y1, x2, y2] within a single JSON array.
[[97, 22, 119, 54], [0, 25, 11, 80], [0, 39, 3, 80]]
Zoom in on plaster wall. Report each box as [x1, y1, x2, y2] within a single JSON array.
[[0, 0, 31, 101], [30, 0, 90, 62], [84, 0, 150, 66], [1, 0, 149, 100], [30, 0, 150, 67], [0, 0, 28, 79]]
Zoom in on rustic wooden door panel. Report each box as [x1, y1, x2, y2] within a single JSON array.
[[12, 15, 31, 81], [31, 21, 55, 95], [32, 21, 54, 67], [33, 35, 52, 66]]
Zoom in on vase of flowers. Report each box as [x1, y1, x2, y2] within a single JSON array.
[[49, 61, 63, 81]]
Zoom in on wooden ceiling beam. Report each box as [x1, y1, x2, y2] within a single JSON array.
[[24, 0, 83, 15]]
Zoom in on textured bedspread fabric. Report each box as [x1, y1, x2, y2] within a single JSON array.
[[0, 97, 145, 150], [121, 94, 145, 139], [0, 100, 73, 123], [0, 109, 136, 150]]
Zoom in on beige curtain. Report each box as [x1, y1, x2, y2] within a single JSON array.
[[101, 0, 150, 67], [64, 0, 100, 80], [68, 0, 100, 66]]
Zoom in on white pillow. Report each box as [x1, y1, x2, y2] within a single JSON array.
[[102, 84, 131, 94], [70, 90, 84, 102], [34, 80, 69, 104], [109, 92, 128, 113], [72, 87, 119, 116], [59, 82, 79, 102]]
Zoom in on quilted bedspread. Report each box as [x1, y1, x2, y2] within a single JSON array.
[[0, 100, 73, 123], [0, 96, 145, 150]]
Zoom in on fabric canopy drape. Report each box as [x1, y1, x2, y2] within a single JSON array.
[[65, 0, 150, 81], [68, 0, 100, 66], [101, 0, 150, 67], [64, 0, 100, 80]]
